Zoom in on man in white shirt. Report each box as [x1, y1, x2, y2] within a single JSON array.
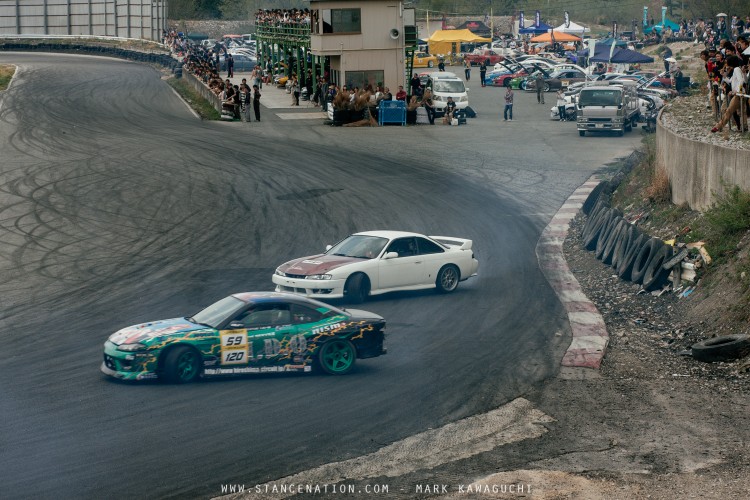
[[711, 56, 748, 132]]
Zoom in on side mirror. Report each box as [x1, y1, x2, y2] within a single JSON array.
[[325, 245, 332, 251], [383, 252, 399, 259]]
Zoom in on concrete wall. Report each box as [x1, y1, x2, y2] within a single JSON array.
[[182, 69, 221, 112], [0, 0, 166, 41], [657, 111, 750, 211]]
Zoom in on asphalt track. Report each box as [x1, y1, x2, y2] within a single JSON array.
[[0, 53, 641, 499]]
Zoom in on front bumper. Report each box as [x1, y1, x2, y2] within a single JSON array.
[[101, 341, 158, 381], [272, 274, 346, 299], [577, 120, 624, 131]]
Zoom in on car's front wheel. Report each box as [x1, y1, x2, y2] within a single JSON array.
[[543, 82, 551, 92], [428, 61, 434, 68], [436, 265, 460, 293], [161, 346, 201, 384], [344, 273, 369, 304], [317, 339, 356, 375]]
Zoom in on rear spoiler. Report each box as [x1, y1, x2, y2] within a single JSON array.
[[429, 236, 473, 250]]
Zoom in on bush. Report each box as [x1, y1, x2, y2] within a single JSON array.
[[705, 186, 750, 238], [645, 167, 671, 203]]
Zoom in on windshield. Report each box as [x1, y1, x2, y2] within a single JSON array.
[[326, 235, 388, 259], [191, 296, 246, 328], [433, 80, 466, 93], [579, 89, 622, 107]]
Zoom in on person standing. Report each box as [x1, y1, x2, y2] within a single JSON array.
[[556, 89, 566, 121], [291, 76, 300, 106], [226, 53, 234, 78], [239, 83, 251, 122], [410, 73, 422, 97], [479, 61, 487, 87], [252, 84, 262, 122], [535, 72, 545, 104], [422, 89, 436, 124], [464, 59, 471, 80], [503, 86, 513, 121], [662, 44, 673, 73]]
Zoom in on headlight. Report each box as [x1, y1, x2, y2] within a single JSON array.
[[275, 268, 285, 277], [117, 343, 148, 352], [307, 274, 332, 280]]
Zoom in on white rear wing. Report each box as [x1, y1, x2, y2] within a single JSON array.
[[429, 236, 473, 250]]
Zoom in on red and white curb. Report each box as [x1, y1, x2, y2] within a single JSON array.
[[535, 176, 608, 370]]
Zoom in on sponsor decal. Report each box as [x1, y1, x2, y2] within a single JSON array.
[[311, 322, 344, 335]]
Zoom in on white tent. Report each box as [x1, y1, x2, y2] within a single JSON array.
[[555, 21, 590, 35]]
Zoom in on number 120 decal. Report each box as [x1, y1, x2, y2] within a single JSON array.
[[221, 330, 248, 365]]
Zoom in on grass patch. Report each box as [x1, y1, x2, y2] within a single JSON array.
[[686, 185, 750, 262], [0, 64, 16, 91], [167, 77, 220, 120]]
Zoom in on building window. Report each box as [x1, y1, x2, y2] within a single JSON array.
[[345, 70, 384, 91], [321, 8, 361, 34]]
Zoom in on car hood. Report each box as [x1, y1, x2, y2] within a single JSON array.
[[279, 254, 362, 275], [109, 317, 205, 345]]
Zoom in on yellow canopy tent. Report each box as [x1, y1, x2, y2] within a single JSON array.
[[529, 31, 581, 43], [427, 29, 491, 56]]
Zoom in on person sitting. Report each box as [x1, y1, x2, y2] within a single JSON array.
[[442, 96, 457, 124], [422, 89, 436, 124]]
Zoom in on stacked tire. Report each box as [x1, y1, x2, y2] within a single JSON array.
[[581, 201, 673, 291]]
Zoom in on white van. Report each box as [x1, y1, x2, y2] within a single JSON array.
[[425, 72, 469, 115]]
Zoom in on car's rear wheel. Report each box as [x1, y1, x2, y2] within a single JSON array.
[[344, 273, 369, 304], [436, 265, 460, 293], [503, 79, 510, 87], [520, 80, 528, 91], [317, 339, 356, 375], [161, 346, 201, 384], [428, 61, 434, 68], [543, 82, 551, 92]]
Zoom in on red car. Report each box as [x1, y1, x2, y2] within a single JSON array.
[[464, 49, 504, 67], [493, 68, 528, 87]]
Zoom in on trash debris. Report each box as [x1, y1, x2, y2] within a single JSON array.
[[680, 286, 696, 298]]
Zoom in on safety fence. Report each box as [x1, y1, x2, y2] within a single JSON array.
[[0, 0, 166, 41]]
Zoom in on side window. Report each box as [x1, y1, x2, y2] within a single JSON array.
[[290, 304, 323, 325], [416, 237, 445, 255], [233, 304, 291, 329], [386, 238, 417, 257]]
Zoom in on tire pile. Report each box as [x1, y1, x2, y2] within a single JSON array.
[[0, 42, 180, 73], [581, 200, 676, 292]]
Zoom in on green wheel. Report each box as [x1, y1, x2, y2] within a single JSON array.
[[317, 339, 356, 375], [162, 346, 201, 383]]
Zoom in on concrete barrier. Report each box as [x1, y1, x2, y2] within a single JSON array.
[[182, 70, 221, 113], [657, 110, 750, 211]]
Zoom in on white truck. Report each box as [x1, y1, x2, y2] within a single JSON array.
[[576, 81, 640, 137]]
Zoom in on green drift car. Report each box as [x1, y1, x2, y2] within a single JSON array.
[[102, 292, 386, 383]]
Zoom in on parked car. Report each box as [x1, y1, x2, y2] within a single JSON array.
[[464, 49, 505, 66], [413, 52, 439, 68], [101, 293, 387, 382], [272, 230, 479, 303], [526, 68, 589, 92]]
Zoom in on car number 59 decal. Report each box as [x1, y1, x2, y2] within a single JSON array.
[[221, 330, 249, 365]]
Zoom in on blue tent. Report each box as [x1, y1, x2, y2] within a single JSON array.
[[644, 18, 680, 34], [596, 38, 628, 47], [519, 22, 554, 35], [588, 46, 654, 64]]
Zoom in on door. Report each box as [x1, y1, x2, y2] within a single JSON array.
[[223, 303, 297, 367], [378, 237, 424, 289]]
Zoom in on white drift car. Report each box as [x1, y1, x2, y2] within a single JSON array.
[[272, 230, 479, 303]]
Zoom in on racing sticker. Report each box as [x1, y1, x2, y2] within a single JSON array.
[[220, 330, 249, 365]]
